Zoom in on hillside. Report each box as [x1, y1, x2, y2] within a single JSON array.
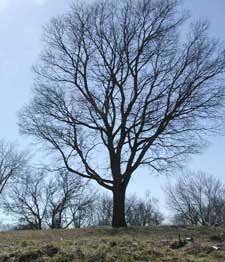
[[0, 226, 225, 261]]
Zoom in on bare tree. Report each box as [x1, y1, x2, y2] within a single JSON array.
[[19, 0, 225, 227], [95, 194, 113, 226], [166, 172, 225, 226], [45, 171, 81, 229], [67, 186, 96, 228], [45, 171, 95, 229], [3, 167, 95, 229], [3, 170, 48, 230], [0, 140, 27, 194], [126, 193, 163, 226]]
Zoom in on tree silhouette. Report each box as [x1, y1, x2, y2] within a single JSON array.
[[19, 0, 225, 227]]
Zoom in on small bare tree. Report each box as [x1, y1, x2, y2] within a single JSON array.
[[67, 187, 96, 228], [45, 171, 81, 229], [126, 193, 163, 226], [95, 194, 113, 226], [19, 0, 225, 227], [45, 171, 95, 229], [3, 170, 47, 229], [166, 172, 225, 225], [3, 168, 95, 229], [0, 140, 27, 194]]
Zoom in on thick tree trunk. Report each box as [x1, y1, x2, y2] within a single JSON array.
[[112, 185, 127, 228]]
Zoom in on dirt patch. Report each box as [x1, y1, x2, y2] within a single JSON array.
[[41, 244, 59, 257], [18, 250, 42, 262], [210, 233, 225, 242], [0, 245, 60, 262]]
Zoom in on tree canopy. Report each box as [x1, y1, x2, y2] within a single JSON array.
[[19, 0, 225, 227]]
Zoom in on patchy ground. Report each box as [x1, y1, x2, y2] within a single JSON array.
[[0, 226, 225, 261]]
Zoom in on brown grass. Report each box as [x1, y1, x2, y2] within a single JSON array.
[[0, 226, 225, 261]]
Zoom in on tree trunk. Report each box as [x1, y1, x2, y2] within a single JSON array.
[[112, 185, 127, 228], [38, 219, 42, 230]]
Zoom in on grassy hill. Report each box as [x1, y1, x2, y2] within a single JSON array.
[[0, 226, 225, 261]]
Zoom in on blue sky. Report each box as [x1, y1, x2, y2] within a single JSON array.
[[0, 0, 225, 220]]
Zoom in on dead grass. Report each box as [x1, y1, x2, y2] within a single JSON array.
[[0, 226, 224, 261]]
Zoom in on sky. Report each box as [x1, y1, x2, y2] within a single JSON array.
[[0, 0, 225, 221]]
